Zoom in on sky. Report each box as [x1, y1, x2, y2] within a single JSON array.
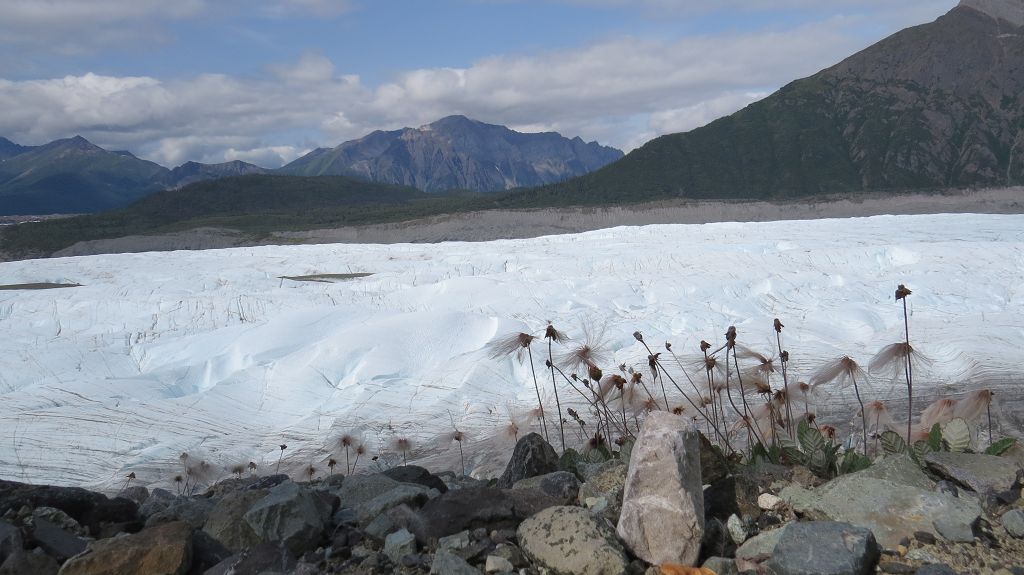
[[0, 0, 959, 168]]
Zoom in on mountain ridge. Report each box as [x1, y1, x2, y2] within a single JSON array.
[[279, 115, 624, 193], [517, 2, 1024, 205], [0, 136, 270, 215]]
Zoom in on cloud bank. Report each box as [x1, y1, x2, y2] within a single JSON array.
[[0, 1, 957, 167]]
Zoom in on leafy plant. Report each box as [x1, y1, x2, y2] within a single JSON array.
[[764, 420, 870, 479], [984, 437, 1016, 456]]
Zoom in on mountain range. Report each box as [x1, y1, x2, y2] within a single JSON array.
[[278, 115, 623, 192], [3, 0, 1024, 251], [0, 118, 622, 216], [0, 136, 269, 215], [524, 0, 1024, 204]]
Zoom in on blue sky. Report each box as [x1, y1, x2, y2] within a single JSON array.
[[0, 0, 958, 167]]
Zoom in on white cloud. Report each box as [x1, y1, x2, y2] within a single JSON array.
[[0, 1, 963, 166]]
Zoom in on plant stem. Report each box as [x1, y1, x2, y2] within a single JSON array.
[[902, 298, 913, 443], [987, 401, 993, 448], [547, 340, 566, 452], [852, 374, 867, 454], [732, 346, 766, 447], [775, 331, 794, 439], [526, 346, 550, 443]]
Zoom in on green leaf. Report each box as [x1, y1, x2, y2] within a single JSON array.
[[750, 442, 771, 465], [912, 440, 934, 462], [777, 439, 805, 465], [880, 430, 907, 454], [584, 445, 610, 463], [984, 437, 1017, 456], [799, 423, 826, 456], [941, 418, 971, 453], [839, 449, 872, 475], [927, 423, 943, 451]]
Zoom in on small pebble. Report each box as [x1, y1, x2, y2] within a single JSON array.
[[757, 493, 783, 511]]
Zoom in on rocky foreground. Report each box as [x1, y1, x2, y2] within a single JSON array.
[[0, 414, 1022, 574]]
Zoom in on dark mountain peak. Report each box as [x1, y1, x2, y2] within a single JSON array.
[[0, 137, 30, 160], [528, 1, 1024, 204], [959, 0, 1024, 26], [426, 115, 482, 129], [112, 150, 137, 158], [44, 135, 103, 153], [280, 116, 623, 192], [168, 159, 270, 189]]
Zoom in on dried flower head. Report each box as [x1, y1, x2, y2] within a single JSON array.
[[489, 332, 538, 362], [895, 284, 912, 301], [279, 444, 287, 451], [809, 356, 866, 392], [700, 340, 712, 352], [633, 331, 644, 342], [774, 318, 784, 333], [544, 324, 567, 342], [953, 389, 994, 422]]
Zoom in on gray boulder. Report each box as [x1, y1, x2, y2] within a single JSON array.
[[203, 541, 296, 575], [203, 489, 267, 552], [413, 487, 559, 543], [383, 528, 416, 563], [333, 474, 401, 509], [144, 496, 215, 529], [382, 466, 448, 493], [243, 481, 327, 555], [30, 518, 87, 563], [933, 516, 976, 542], [0, 549, 59, 575], [518, 506, 628, 575], [57, 521, 194, 575], [1003, 508, 1024, 538], [430, 550, 482, 574], [858, 454, 935, 490], [616, 411, 703, 566], [354, 484, 434, 524], [497, 433, 559, 488], [512, 471, 580, 504], [0, 521, 22, 563], [735, 525, 787, 560], [578, 462, 627, 523], [781, 472, 981, 549], [702, 556, 738, 575], [767, 521, 880, 575], [924, 451, 1021, 494]]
